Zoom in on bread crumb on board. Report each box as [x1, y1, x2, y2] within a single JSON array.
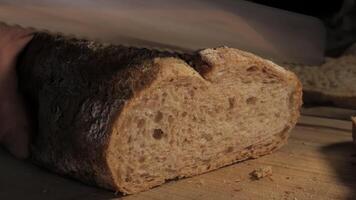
[[222, 176, 242, 185], [234, 177, 242, 183], [250, 166, 273, 180]]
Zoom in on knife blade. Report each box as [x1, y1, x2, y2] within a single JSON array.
[[0, 0, 326, 64]]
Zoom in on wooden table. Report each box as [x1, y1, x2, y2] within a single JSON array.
[[1, 107, 355, 200]]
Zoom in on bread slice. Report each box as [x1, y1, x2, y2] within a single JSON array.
[[285, 55, 356, 109], [17, 33, 302, 194]]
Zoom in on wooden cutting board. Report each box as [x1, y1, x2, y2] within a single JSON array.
[[1, 107, 355, 200]]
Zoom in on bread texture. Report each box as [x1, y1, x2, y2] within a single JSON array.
[[285, 55, 356, 109], [17, 33, 302, 194]]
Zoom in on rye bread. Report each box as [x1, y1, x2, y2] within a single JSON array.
[[285, 52, 356, 109], [17, 33, 302, 194]]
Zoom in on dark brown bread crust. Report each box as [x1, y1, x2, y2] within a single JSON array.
[[16, 33, 195, 189]]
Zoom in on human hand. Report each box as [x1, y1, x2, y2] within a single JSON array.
[[0, 24, 33, 158]]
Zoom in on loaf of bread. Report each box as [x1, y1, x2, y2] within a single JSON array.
[[285, 54, 356, 109], [17, 33, 302, 194]]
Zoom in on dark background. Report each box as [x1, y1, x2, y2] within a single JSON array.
[[249, 0, 356, 56]]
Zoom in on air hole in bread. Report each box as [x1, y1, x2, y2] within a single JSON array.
[[138, 156, 145, 163], [168, 115, 174, 123], [153, 129, 164, 140], [246, 97, 257, 105], [155, 111, 163, 122], [246, 65, 258, 72], [228, 97, 236, 109], [137, 119, 145, 128], [225, 146, 234, 153]]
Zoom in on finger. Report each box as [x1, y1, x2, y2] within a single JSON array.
[[3, 37, 33, 59], [0, 98, 30, 159], [0, 25, 33, 46], [13, 34, 34, 49], [0, 34, 33, 69]]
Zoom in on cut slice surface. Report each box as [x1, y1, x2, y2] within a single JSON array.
[[107, 48, 302, 194]]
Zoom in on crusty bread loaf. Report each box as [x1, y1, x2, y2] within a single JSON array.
[[17, 33, 302, 194], [285, 54, 356, 109]]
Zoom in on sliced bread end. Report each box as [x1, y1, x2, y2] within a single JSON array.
[[106, 47, 302, 194]]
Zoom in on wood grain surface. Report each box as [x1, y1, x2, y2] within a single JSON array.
[[1, 108, 355, 200], [302, 106, 356, 121]]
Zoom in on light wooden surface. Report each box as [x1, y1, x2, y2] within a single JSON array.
[[1, 109, 355, 200]]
